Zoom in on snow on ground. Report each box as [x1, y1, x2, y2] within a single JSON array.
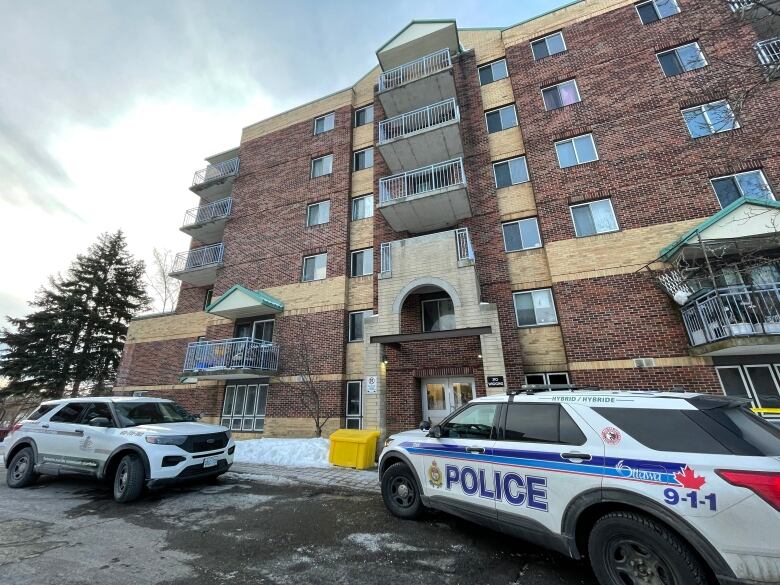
[[233, 438, 331, 468]]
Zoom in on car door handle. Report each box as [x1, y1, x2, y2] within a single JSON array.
[[41, 424, 49, 429], [561, 452, 591, 461], [73, 429, 84, 434], [466, 446, 485, 454]]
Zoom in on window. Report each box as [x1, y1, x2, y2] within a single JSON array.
[[525, 372, 571, 386], [636, 0, 680, 24], [302, 253, 327, 282], [221, 384, 268, 432], [440, 403, 497, 440], [513, 289, 558, 327], [203, 288, 213, 310], [570, 199, 619, 237], [555, 133, 599, 168], [346, 381, 362, 429], [353, 148, 373, 171], [682, 101, 739, 138], [542, 79, 581, 110], [306, 200, 331, 226], [26, 403, 57, 421], [485, 105, 518, 134], [348, 310, 372, 342], [354, 105, 373, 127], [657, 42, 707, 76], [531, 31, 566, 61], [503, 404, 586, 445], [114, 401, 193, 427], [493, 156, 529, 188], [350, 248, 373, 277], [478, 59, 509, 85], [351, 195, 374, 220], [311, 154, 333, 178], [50, 402, 87, 423], [422, 297, 456, 332], [314, 112, 335, 135], [502, 218, 542, 252], [82, 403, 115, 426], [711, 170, 774, 208]]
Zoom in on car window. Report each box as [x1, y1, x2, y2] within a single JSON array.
[[440, 403, 497, 440], [114, 401, 193, 427], [691, 406, 780, 456], [26, 404, 58, 421], [50, 403, 88, 424], [81, 403, 115, 427], [503, 403, 586, 445]]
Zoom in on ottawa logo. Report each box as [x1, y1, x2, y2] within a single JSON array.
[[428, 460, 443, 488]]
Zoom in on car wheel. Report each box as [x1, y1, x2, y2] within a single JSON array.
[[588, 511, 710, 585], [381, 462, 424, 520], [113, 454, 145, 503], [6, 447, 39, 488]]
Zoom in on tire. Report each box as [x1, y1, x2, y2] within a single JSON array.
[[113, 454, 145, 503], [6, 447, 39, 488], [381, 462, 424, 520], [587, 511, 710, 585]]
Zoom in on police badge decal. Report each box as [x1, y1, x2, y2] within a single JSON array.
[[427, 460, 443, 488]]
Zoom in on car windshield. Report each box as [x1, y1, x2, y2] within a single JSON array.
[[114, 401, 194, 427]]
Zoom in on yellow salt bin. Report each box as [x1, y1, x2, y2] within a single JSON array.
[[328, 429, 381, 469]]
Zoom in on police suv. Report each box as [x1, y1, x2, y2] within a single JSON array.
[[379, 388, 780, 585], [4, 397, 235, 502]]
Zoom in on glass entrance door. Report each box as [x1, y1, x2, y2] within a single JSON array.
[[422, 377, 476, 424]]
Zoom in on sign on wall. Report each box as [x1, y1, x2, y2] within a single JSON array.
[[487, 376, 505, 388], [366, 375, 378, 394]]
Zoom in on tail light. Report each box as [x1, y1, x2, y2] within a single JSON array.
[[716, 469, 780, 512], [11, 423, 23, 433]]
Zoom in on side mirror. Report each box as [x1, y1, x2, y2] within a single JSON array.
[[430, 425, 443, 439], [88, 417, 111, 427], [419, 420, 431, 431]]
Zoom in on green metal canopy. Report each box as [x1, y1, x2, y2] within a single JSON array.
[[206, 284, 284, 319]]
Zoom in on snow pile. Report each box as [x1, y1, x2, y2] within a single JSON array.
[[233, 438, 330, 468]]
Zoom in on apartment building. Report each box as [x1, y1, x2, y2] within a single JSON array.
[[115, 0, 780, 437]]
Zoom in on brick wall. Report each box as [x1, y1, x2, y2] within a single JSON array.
[[116, 338, 194, 386], [571, 365, 720, 393]]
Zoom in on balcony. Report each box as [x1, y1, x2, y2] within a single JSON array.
[[681, 283, 780, 355], [380, 227, 473, 276], [378, 98, 463, 173], [377, 49, 457, 118], [378, 157, 471, 233], [170, 243, 224, 286], [180, 197, 232, 244], [730, 0, 780, 37], [190, 156, 240, 202], [183, 338, 280, 379], [757, 38, 780, 78]]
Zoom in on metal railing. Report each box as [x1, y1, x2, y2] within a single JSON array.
[[183, 338, 280, 373], [729, 0, 754, 10], [756, 38, 780, 65], [379, 229, 475, 278], [378, 98, 459, 143], [380, 242, 392, 274], [378, 48, 452, 92], [182, 197, 232, 228], [171, 243, 224, 273], [681, 283, 780, 346], [192, 157, 240, 187], [379, 158, 466, 204], [455, 228, 475, 261]]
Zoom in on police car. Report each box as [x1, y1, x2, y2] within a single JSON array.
[[3, 397, 235, 502], [378, 387, 780, 585]]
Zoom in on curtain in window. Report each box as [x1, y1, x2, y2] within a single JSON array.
[[591, 200, 618, 233], [533, 291, 557, 324]]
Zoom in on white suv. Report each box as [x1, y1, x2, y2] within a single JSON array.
[[3, 397, 235, 502], [378, 388, 780, 585]]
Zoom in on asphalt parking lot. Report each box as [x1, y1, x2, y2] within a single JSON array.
[[0, 467, 597, 585]]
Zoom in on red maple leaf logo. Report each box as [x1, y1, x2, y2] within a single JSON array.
[[674, 466, 706, 490]]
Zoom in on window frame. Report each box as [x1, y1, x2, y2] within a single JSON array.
[[512, 288, 559, 328], [681, 100, 739, 138], [348, 310, 372, 343], [221, 383, 269, 432], [301, 253, 327, 282], [541, 79, 581, 111], [478, 58, 509, 86], [350, 248, 374, 278], [306, 200, 331, 227], [353, 147, 374, 171], [311, 154, 333, 178], [502, 217, 543, 252], [635, 0, 681, 24], [313, 112, 335, 135], [421, 297, 456, 333], [554, 133, 599, 168], [656, 42, 708, 77], [203, 288, 214, 310], [530, 31, 567, 61], [569, 198, 620, 237], [493, 156, 529, 188], [524, 372, 571, 385], [710, 170, 775, 208], [351, 194, 374, 220], [484, 104, 519, 134], [354, 105, 374, 128], [345, 381, 362, 429]]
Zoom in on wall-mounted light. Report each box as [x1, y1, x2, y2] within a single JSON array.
[[477, 354, 483, 359], [381, 345, 388, 364]]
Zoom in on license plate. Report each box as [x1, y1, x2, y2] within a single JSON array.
[[203, 456, 218, 468]]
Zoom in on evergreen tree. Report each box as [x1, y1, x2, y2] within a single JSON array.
[[0, 231, 149, 397]]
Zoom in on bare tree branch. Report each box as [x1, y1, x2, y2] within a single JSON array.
[[145, 248, 180, 313]]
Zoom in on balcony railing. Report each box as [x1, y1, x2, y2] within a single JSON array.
[[455, 228, 475, 261], [182, 197, 232, 228], [192, 157, 240, 187], [378, 48, 452, 92], [756, 38, 780, 65], [171, 243, 224, 273], [681, 283, 780, 346], [379, 158, 466, 204], [380, 242, 392, 274], [378, 99, 460, 143], [729, 0, 755, 9], [183, 338, 280, 373], [380, 228, 474, 277]]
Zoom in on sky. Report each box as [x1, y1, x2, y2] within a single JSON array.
[[0, 0, 570, 324]]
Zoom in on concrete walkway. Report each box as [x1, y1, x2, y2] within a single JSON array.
[[230, 462, 380, 493]]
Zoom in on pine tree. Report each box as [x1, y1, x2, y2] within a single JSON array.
[[0, 231, 149, 397]]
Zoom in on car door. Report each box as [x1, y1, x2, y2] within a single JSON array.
[[36, 402, 89, 470], [411, 402, 501, 528], [79, 402, 121, 476], [493, 401, 604, 543]]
